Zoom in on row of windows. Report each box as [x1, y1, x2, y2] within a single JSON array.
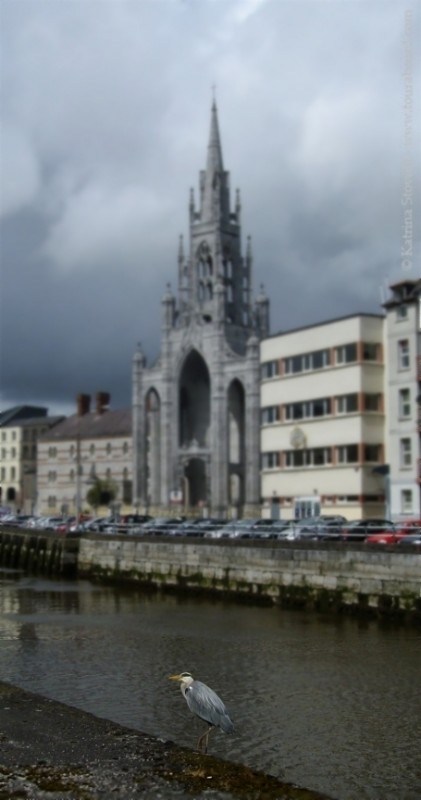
[[46, 467, 130, 483], [48, 442, 130, 458], [261, 444, 382, 469], [1, 429, 46, 443], [261, 341, 382, 379], [261, 393, 382, 423]]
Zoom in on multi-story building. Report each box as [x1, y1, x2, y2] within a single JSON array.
[[260, 314, 385, 520], [37, 393, 132, 517], [383, 279, 421, 519], [0, 406, 63, 513]]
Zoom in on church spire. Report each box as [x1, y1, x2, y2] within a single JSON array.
[[200, 100, 229, 223]]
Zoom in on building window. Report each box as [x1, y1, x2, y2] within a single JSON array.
[[48, 446, 57, 458], [48, 471, 57, 482], [11, 447, 16, 458], [401, 489, 413, 514], [364, 393, 381, 412], [364, 444, 380, 462], [106, 443, 112, 455], [285, 397, 331, 421], [335, 343, 357, 364], [90, 444, 95, 455], [1, 432, 5, 442], [261, 360, 279, 379], [398, 339, 410, 369], [123, 441, 129, 454], [1, 448, 6, 459], [70, 444, 75, 457], [336, 394, 358, 414], [106, 468, 112, 480], [261, 406, 280, 424], [0, 467, 5, 480], [363, 342, 379, 361], [11, 467, 16, 480], [285, 448, 331, 468], [337, 444, 359, 464], [48, 496, 56, 509], [23, 445, 29, 458], [396, 305, 408, 320], [261, 452, 280, 469], [284, 349, 330, 375], [400, 438, 412, 467], [70, 469, 75, 480], [399, 388, 411, 418], [12, 431, 16, 441]]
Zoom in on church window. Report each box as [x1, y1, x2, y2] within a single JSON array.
[[198, 282, 205, 301], [206, 283, 213, 301]]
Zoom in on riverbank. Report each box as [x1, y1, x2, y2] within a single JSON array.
[[1, 527, 421, 623], [0, 681, 333, 799]]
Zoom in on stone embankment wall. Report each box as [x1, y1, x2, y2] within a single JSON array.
[[78, 536, 421, 620]]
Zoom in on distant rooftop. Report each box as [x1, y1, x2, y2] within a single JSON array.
[[40, 408, 132, 441], [0, 405, 48, 426]]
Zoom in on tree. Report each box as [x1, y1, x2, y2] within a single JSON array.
[[86, 478, 118, 510]]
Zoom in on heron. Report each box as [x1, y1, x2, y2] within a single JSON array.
[[169, 671, 234, 753]]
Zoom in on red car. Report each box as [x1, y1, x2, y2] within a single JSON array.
[[365, 519, 421, 545]]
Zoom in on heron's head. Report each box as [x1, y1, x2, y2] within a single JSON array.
[[169, 671, 194, 687]]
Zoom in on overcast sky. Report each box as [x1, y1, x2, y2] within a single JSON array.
[[1, 0, 419, 416]]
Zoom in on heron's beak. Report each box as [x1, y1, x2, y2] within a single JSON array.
[[168, 673, 182, 681]]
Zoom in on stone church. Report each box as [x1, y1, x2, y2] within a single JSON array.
[[132, 102, 270, 517]]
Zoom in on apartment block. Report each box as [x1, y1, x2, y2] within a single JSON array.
[[260, 314, 385, 520], [383, 279, 421, 518]]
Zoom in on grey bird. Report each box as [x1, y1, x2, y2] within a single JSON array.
[[169, 671, 234, 753]]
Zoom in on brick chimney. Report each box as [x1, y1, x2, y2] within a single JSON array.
[[76, 393, 91, 416], [95, 392, 110, 415]]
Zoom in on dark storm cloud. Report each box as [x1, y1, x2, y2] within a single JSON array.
[[1, 0, 419, 415]]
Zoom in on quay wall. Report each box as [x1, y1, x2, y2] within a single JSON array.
[[78, 536, 421, 619], [1, 528, 420, 619]]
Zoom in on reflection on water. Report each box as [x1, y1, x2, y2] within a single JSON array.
[[0, 572, 420, 800]]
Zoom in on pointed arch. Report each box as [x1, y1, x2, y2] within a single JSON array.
[[179, 350, 210, 448], [145, 387, 161, 506], [228, 378, 245, 507]]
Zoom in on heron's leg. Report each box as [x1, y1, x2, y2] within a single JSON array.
[[197, 726, 213, 754]]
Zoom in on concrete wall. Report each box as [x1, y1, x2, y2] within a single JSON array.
[[78, 536, 421, 618]]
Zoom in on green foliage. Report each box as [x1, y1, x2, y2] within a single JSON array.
[[86, 478, 118, 509]]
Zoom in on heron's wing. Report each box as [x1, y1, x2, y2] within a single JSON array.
[[185, 680, 234, 733]]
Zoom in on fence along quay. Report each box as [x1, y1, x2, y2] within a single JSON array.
[[1, 527, 420, 622]]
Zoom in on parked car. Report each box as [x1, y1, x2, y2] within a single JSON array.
[[365, 519, 421, 545], [341, 519, 396, 542], [292, 516, 347, 541], [396, 532, 421, 547]]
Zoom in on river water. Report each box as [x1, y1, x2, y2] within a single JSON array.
[[0, 572, 419, 800]]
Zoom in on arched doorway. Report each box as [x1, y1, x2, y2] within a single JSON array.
[[184, 458, 207, 508]]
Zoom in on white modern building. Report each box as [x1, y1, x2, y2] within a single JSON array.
[[37, 393, 132, 517], [260, 314, 386, 520], [383, 279, 421, 519]]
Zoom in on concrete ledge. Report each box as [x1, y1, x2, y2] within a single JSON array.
[[0, 681, 333, 799]]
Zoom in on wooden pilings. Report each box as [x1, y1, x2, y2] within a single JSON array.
[[0, 529, 79, 577]]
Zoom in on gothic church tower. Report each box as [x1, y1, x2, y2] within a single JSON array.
[[132, 102, 269, 517]]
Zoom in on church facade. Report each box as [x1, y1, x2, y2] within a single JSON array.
[[132, 103, 269, 517]]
